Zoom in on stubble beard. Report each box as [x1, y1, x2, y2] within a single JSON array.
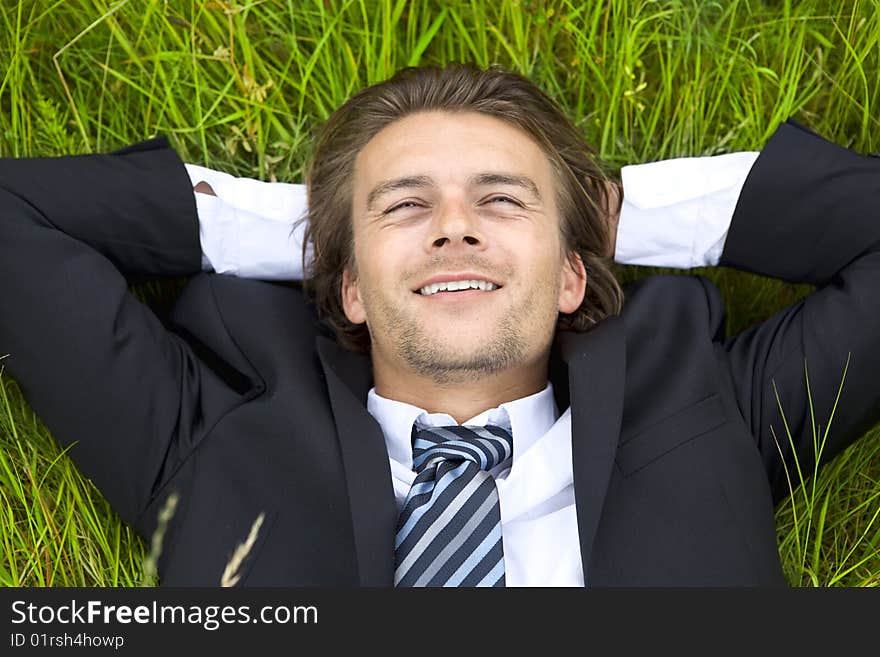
[[364, 280, 555, 387], [394, 304, 526, 386]]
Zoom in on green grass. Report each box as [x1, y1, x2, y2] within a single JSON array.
[[1, 0, 879, 586]]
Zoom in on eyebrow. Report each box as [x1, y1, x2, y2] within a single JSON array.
[[365, 172, 543, 211], [366, 175, 433, 211], [470, 173, 542, 201]]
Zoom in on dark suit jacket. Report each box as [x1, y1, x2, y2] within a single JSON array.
[[1, 121, 878, 586]]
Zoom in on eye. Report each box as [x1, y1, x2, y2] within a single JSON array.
[[483, 195, 521, 207], [384, 200, 424, 214]]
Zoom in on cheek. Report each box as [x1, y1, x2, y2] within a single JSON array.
[[365, 227, 422, 271], [520, 236, 566, 281], [353, 237, 405, 295]]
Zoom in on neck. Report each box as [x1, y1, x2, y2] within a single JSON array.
[[372, 357, 549, 424]]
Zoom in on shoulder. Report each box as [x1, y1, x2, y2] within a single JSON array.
[[620, 273, 726, 342], [175, 272, 316, 322], [170, 273, 327, 384]]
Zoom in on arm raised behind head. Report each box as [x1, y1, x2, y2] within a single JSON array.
[[0, 138, 245, 525]]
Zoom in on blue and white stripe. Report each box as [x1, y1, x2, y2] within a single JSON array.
[[394, 424, 513, 587]]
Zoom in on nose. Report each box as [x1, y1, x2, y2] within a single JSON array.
[[423, 197, 486, 252]]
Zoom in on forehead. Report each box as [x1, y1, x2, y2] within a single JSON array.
[[352, 110, 555, 196]]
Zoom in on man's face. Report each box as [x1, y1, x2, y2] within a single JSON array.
[[342, 110, 586, 385]]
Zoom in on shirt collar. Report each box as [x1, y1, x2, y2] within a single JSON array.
[[366, 383, 559, 469]]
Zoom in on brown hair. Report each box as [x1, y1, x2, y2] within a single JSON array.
[[302, 63, 624, 353]]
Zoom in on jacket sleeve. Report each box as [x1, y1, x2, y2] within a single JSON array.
[[715, 120, 880, 502], [0, 137, 245, 524]]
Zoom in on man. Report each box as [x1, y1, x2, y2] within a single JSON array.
[[1, 64, 878, 586]]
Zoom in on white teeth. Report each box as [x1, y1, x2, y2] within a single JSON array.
[[418, 279, 499, 296]]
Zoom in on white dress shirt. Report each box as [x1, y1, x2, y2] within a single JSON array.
[[367, 383, 581, 586], [183, 150, 759, 585]]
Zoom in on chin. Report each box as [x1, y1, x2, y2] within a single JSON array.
[[397, 334, 528, 382]]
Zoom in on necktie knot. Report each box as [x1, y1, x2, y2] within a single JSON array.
[[411, 424, 513, 474]]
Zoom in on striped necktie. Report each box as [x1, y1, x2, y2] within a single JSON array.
[[394, 424, 513, 587]]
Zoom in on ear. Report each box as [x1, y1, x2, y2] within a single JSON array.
[[558, 251, 587, 314], [341, 266, 366, 324]]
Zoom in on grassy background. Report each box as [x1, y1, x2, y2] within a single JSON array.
[[1, 0, 879, 586]]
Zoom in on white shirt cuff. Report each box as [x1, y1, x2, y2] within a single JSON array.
[[615, 151, 760, 268], [185, 164, 310, 280]]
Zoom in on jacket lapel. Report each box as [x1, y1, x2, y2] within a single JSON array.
[[556, 315, 626, 582], [316, 336, 396, 586]]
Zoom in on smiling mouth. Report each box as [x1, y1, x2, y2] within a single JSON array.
[[416, 279, 502, 296]]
